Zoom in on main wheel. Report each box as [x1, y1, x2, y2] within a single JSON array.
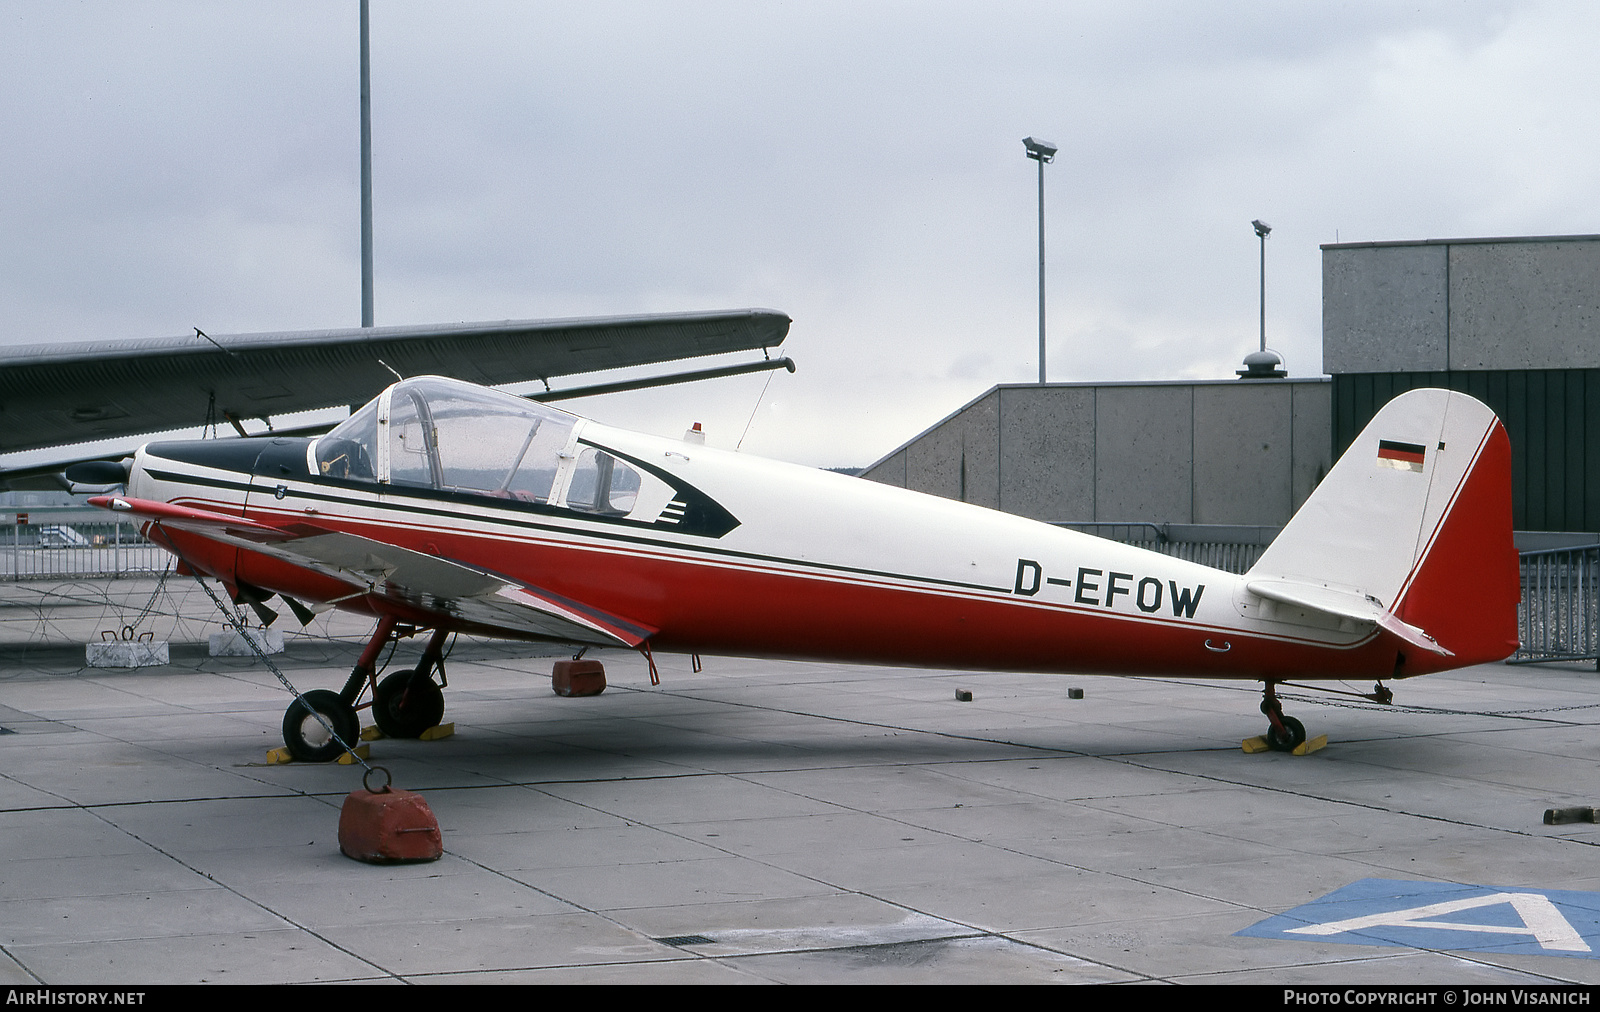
[[371, 669, 445, 739], [1265, 714, 1307, 753], [282, 689, 360, 762]]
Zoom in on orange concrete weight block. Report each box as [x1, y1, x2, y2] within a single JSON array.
[[552, 659, 606, 697], [339, 786, 442, 863]]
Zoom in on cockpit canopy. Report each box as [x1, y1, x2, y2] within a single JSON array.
[[312, 376, 642, 515]]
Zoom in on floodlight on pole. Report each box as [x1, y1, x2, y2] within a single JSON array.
[[1023, 137, 1057, 384], [1252, 219, 1271, 354], [1238, 218, 1286, 379]]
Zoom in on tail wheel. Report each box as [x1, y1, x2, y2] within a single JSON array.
[[1266, 714, 1307, 753], [282, 689, 360, 763], [371, 669, 445, 739]]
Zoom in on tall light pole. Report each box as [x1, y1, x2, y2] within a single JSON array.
[[1238, 218, 1286, 378], [1023, 137, 1057, 384], [360, 0, 374, 328], [1252, 218, 1271, 353]]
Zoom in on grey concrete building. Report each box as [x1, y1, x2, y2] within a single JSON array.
[[1323, 234, 1600, 374], [1325, 234, 1600, 532], [862, 378, 1330, 526]]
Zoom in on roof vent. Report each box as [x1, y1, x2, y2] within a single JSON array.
[[1237, 349, 1286, 379]]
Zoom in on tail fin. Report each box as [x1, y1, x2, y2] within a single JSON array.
[[1247, 388, 1519, 669]]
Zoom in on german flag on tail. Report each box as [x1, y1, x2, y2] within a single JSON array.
[[1377, 439, 1426, 472]]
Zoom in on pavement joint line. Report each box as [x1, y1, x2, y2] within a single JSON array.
[[59, 802, 405, 983], [0, 942, 44, 985], [562, 699, 1600, 930], [8, 701, 1591, 858], [446, 841, 1083, 980], [446, 768, 1164, 983], [1102, 751, 1600, 849], [1137, 673, 1600, 721], [377, 936, 1126, 984], [685, 759, 1289, 960], [1281, 696, 1599, 722], [0, 753, 1119, 817], [582, 763, 1172, 981], [14, 701, 1585, 847], [385, 954, 738, 982], [604, 681, 1130, 758], [607, 677, 1600, 758]]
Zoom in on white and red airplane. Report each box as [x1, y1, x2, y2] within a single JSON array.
[[86, 376, 1520, 760]]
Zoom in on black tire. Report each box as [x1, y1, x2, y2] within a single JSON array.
[[282, 689, 361, 762], [1266, 714, 1307, 753], [371, 669, 445, 739]]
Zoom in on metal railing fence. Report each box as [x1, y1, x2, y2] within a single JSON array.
[[1511, 544, 1600, 667], [1061, 523, 1598, 668], [0, 510, 168, 580], [1053, 522, 1279, 576]]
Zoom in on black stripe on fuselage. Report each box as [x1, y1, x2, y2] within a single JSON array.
[[146, 433, 739, 538], [142, 461, 1015, 596], [149, 437, 308, 477]]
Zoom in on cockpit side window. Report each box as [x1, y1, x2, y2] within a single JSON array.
[[567, 448, 643, 516], [343, 376, 577, 502], [429, 390, 574, 502], [314, 399, 379, 482], [319, 378, 682, 523], [387, 386, 441, 488]]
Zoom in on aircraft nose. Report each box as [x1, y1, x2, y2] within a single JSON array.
[[125, 452, 150, 498]]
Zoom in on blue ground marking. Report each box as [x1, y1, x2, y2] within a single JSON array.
[[1238, 878, 1600, 959]]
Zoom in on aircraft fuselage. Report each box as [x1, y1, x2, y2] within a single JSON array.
[[125, 412, 1451, 683]]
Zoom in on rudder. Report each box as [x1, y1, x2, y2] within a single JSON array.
[[1248, 389, 1519, 669]]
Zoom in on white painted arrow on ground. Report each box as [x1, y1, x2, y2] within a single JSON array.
[[1287, 892, 1589, 952]]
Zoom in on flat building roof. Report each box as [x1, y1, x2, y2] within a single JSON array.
[[1322, 233, 1600, 250]]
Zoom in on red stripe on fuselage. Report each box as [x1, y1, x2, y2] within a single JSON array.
[[203, 496, 1402, 681], [1378, 447, 1426, 464]]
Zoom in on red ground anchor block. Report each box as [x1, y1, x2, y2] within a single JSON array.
[[552, 659, 607, 697], [338, 787, 442, 864]]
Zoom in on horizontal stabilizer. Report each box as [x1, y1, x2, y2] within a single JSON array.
[[1245, 578, 1452, 658], [1245, 578, 1385, 624]]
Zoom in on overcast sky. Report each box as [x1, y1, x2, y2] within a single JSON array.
[[2, 1, 1597, 467]]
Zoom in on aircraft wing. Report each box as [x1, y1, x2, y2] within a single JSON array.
[[0, 308, 789, 454], [94, 495, 655, 649]]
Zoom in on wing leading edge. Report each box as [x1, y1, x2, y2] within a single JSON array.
[[0, 308, 790, 454]]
